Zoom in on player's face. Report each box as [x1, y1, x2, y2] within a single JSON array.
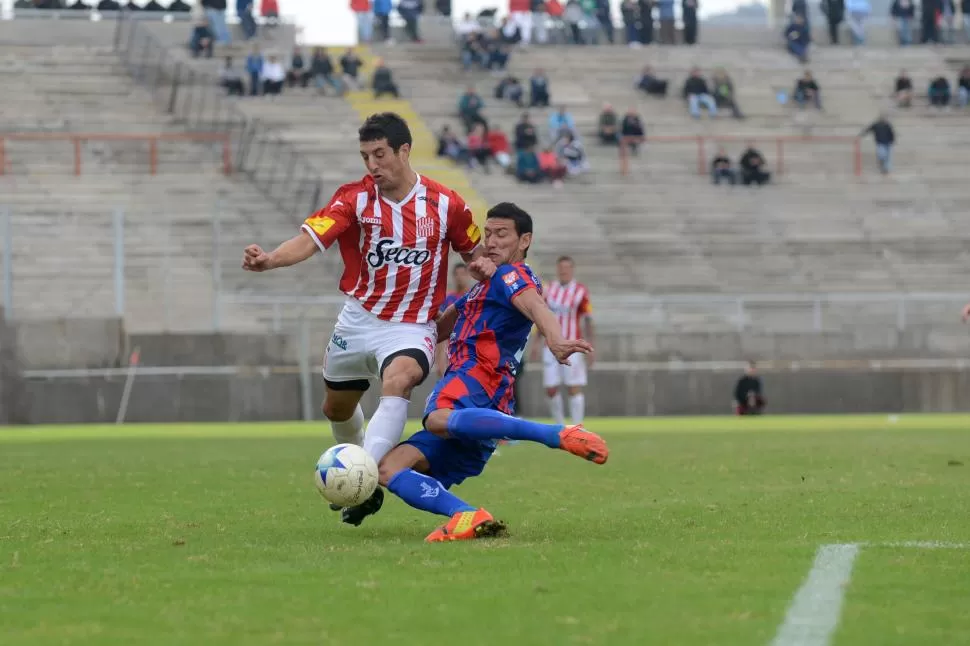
[[360, 138, 409, 190], [557, 260, 574, 284], [453, 266, 471, 291], [484, 218, 530, 265]]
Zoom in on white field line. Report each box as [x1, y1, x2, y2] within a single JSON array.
[[770, 541, 970, 646], [769, 543, 861, 646]]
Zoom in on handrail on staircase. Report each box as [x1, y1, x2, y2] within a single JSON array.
[[112, 10, 324, 221]]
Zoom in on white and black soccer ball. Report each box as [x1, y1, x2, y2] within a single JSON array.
[[313, 444, 379, 508]]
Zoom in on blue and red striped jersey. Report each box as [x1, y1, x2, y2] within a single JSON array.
[[446, 262, 542, 393]]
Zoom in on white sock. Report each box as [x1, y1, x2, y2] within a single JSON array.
[[329, 404, 364, 446], [569, 393, 585, 426], [548, 392, 564, 426], [363, 396, 409, 464]]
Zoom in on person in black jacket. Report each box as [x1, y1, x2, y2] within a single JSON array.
[[860, 113, 895, 174], [682, 0, 699, 44], [894, 69, 913, 107], [821, 0, 844, 44], [733, 362, 765, 415], [739, 144, 770, 185]]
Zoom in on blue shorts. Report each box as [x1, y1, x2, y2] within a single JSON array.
[[401, 372, 503, 489]]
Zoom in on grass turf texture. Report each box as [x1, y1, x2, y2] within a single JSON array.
[[2, 415, 969, 646]]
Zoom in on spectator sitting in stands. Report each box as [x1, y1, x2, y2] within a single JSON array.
[[557, 132, 589, 176], [636, 65, 668, 97], [495, 74, 524, 107], [340, 49, 363, 91], [458, 86, 486, 133], [456, 11, 481, 39], [785, 14, 810, 63], [467, 123, 492, 173], [539, 148, 568, 186], [189, 15, 214, 58], [928, 75, 950, 108], [683, 68, 717, 119], [261, 55, 286, 96], [286, 47, 310, 88], [486, 36, 511, 73], [620, 108, 645, 154], [548, 106, 577, 141], [245, 45, 263, 96], [311, 47, 343, 95], [460, 31, 489, 71], [529, 69, 551, 107], [516, 145, 543, 183], [437, 125, 468, 164], [739, 144, 771, 185], [498, 16, 522, 44], [894, 69, 913, 108], [219, 57, 245, 96], [711, 68, 744, 119], [711, 147, 736, 185], [598, 103, 619, 145], [794, 70, 822, 109], [487, 127, 512, 171], [514, 112, 539, 151], [733, 361, 765, 415], [372, 58, 400, 98], [957, 65, 970, 107]]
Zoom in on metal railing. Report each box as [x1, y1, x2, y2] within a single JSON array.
[[112, 11, 323, 221]]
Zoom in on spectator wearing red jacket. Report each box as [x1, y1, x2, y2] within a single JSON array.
[[487, 128, 512, 170], [351, 0, 373, 43]]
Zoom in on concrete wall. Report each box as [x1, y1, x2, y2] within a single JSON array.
[[14, 318, 126, 369], [18, 367, 970, 424], [0, 309, 26, 424]]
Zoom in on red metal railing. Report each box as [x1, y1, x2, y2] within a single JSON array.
[[619, 135, 863, 177], [0, 132, 232, 176]]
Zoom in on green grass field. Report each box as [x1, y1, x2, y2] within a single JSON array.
[[3, 415, 970, 646]]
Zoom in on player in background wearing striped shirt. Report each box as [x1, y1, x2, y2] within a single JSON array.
[[242, 113, 491, 525], [531, 256, 594, 426]]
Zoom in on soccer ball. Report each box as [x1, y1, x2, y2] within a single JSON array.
[[313, 444, 379, 508]]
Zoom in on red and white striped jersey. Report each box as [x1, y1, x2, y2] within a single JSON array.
[[544, 280, 592, 340], [301, 174, 482, 324]]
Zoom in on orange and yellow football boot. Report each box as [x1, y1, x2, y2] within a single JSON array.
[[558, 425, 609, 464], [425, 508, 507, 543]]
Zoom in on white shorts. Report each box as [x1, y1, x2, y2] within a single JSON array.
[[542, 347, 588, 388], [323, 298, 437, 390]]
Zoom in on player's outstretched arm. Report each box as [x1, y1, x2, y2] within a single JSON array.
[[435, 305, 460, 343], [242, 232, 318, 272], [513, 289, 593, 365]]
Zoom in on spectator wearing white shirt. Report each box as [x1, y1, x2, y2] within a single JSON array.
[[261, 55, 286, 95]]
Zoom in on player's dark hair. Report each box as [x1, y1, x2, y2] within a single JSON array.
[[557, 255, 574, 264], [486, 202, 532, 258], [358, 112, 412, 152]]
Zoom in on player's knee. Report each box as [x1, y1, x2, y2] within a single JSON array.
[[424, 409, 451, 437], [381, 368, 422, 398], [567, 386, 582, 396], [322, 398, 355, 422], [545, 387, 559, 398], [377, 461, 403, 487]]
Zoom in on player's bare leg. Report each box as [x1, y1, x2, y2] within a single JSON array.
[[364, 353, 427, 463], [322, 387, 366, 446], [378, 443, 506, 543], [424, 409, 608, 464], [566, 385, 585, 426], [545, 386, 565, 425]]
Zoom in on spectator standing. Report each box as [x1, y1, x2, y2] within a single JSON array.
[[372, 58, 400, 98], [891, 0, 915, 45], [657, 0, 675, 43], [894, 69, 913, 107], [340, 49, 363, 90], [237, 0, 257, 40], [351, 0, 374, 43], [794, 70, 823, 110], [514, 112, 539, 151], [202, 0, 231, 45], [620, 0, 640, 45], [860, 113, 895, 174], [245, 45, 263, 96], [509, 0, 535, 45], [189, 12, 214, 58], [821, 0, 844, 44], [739, 144, 771, 185], [845, 0, 870, 45], [373, 0, 392, 43], [682, 0, 699, 44], [963, 0, 970, 43], [533, 0, 552, 45], [637, 0, 654, 44], [595, 0, 615, 44], [733, 362, 765, 415], [683, 68, 717, 119], [785, 14, 810, 63], [398, 0, 424, 42], [711, 148, 736, 185], [529, 68, 551, 107]]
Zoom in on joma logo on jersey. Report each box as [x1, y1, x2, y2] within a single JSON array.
[[366, 238, 431, 269], [417, 195, 439, 208], [330, 334, 348, 351]]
